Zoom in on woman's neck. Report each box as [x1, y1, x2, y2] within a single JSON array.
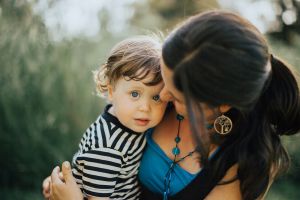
[[167, 108, 219, 158]]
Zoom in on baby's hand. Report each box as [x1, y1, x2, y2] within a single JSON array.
[[42, 172, 64, 199]]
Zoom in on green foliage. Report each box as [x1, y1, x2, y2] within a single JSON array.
[[131, 0, 219, 30], [0, 0, 105, 190], [0, 188, 43, 200]]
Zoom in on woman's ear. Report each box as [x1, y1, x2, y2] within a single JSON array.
[[219, 104, 231, 113], [107, 84, 114, 101]]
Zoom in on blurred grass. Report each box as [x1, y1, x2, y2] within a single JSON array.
[[0, 188, 43, 200], [0, 0, 115, 191], [266, 176, 300, 200]]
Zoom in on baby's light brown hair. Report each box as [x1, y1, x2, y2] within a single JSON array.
[[94, 36, 162, 97]]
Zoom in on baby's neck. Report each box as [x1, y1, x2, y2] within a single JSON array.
[[108, 105, 116, 117]]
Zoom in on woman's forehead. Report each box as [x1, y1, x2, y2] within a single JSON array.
[[160, 59, 185, 100]]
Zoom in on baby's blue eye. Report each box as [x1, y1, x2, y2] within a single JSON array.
[[153, 95, 160, 102], [131, 91, 139, 98]]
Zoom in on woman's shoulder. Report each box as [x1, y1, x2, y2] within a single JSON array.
[[206, 161, 278, 200]]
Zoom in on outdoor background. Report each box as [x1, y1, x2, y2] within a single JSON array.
[[1, 0, 300, 199]]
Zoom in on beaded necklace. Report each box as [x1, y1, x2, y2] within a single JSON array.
[[163, 113, 216, 199], [172, 114, 197, 162], [163, 114, 197, 200]]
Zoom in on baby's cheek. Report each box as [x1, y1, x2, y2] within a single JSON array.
[[156, 105, 167, 122]]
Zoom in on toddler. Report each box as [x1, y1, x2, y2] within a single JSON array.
[[72, 36, 167, 200]]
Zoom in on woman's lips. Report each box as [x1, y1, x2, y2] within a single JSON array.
[[134, 119, 150, 126]]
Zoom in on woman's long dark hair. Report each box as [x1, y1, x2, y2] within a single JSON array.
[[162, 10, 300, 200]]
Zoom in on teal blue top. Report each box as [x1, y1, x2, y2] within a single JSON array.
[[138, 129, 220, 196]]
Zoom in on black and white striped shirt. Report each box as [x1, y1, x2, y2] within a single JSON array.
[[72, 105, 146, 200]]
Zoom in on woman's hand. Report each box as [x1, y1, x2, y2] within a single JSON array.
[[43, 171, 65, 199], [50, 161, 83, 200], [42, 176, 51, 199]]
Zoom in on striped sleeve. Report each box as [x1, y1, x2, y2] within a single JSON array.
[[75, 148, 123, 198], [72, 152, 84, 190]]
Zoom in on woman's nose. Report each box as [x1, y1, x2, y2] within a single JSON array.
[[159, 86, 173, 102]]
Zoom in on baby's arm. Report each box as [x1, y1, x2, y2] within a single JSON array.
[[78, 148, 123, 199], [88, 196, 110, 200]]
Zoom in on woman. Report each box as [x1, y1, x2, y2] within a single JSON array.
[[48, 10, 300, 200]]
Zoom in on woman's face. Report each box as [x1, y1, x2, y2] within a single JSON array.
[[160, 58, 220, 121], [160, 58, 188, 116]]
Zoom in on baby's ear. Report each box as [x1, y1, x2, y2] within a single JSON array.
[[107, 84, 114, 101]]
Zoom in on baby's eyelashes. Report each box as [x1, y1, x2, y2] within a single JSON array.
[[130, 91, 140, 99]]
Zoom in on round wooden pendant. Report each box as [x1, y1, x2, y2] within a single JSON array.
[[213, 114, 233, 135]]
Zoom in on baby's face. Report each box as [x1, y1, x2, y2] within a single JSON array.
[[108, 75, 167, 133]]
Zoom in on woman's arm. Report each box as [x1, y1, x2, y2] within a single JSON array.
[[205, 164, 242, 200]]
